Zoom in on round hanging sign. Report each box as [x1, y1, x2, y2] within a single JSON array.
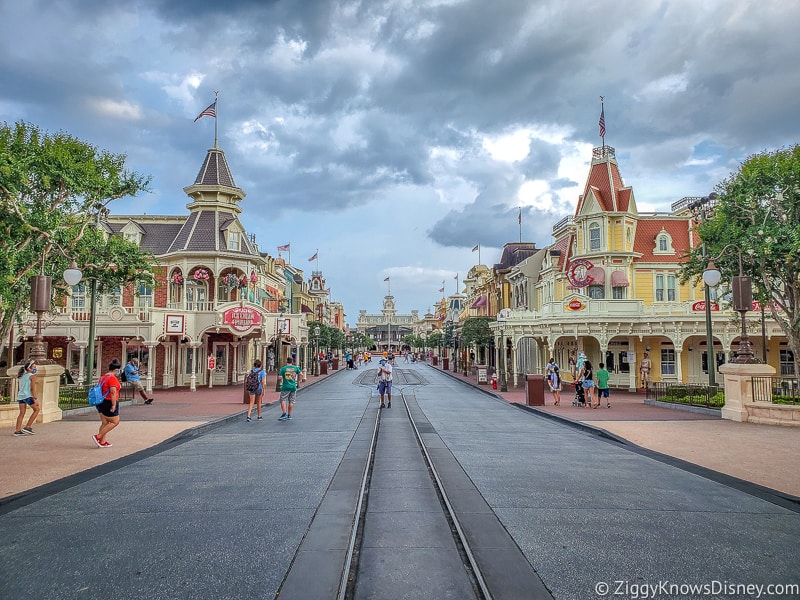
[[567, 258, 594, 288]]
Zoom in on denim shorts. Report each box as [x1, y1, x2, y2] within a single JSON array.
[[18, 397, 35, 406], [582, 380, 595, 389]]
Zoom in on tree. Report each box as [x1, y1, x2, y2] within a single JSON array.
[[681, 145, 800, 371], [461, 317, 493, 348], [0, 121, 153, 358]]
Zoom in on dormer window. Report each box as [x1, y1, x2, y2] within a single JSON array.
[[120, 222, 143, 246], [653, 229, 676, 255], [227, 231, 241, 251]]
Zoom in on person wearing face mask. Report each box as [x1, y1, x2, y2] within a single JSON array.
[[14, 360, 40, 436]]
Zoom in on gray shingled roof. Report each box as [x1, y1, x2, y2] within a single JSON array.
[[194, 148, 236, 188]]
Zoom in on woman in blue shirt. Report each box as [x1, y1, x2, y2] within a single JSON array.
[[14, 360, 40, 436]]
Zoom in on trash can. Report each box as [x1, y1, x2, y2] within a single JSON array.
[[442, 358, 449, 371], [432, 356, 438, 366], [320, 361, 328, 375], [525, 374, 546, 406], [332, 358, 339, 370]]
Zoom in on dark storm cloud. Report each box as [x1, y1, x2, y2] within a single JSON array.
[[428, 201, 556, 250]]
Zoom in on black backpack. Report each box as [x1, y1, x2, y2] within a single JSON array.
[[120, 367, 128, 382], [245, 368, 263, 392]]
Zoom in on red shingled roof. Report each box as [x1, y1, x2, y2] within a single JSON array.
[[576, 154, 631, 214], [634, 220, 692, 262]]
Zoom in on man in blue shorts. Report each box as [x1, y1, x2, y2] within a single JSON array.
[[378, 359, 393, 408]]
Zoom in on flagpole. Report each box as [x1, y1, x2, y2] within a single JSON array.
[[518, 207, 522, 243], [478, 244, 481, 265], [599, 95, 605, 150], [315, 250, 319, 272], [214, 90, 219, 149]]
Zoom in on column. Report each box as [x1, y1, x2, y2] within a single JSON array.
[[190, 342, 202, 392], [145, 342, 159, 394], [74, 342, 87, 385]]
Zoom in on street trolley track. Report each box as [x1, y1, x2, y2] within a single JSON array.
[[339, 388, 489, 600]]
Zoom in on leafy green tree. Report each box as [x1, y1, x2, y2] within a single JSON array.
[[426, 331, 443, 352], [443, 320, 455, 348], [0, 121, 153, 358], [461, 317, 493, 347], [681, 145, 800, 370]]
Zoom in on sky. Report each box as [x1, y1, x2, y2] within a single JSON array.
[[2, 0, 799, 325]]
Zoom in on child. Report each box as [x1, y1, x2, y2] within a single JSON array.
[[14, 360, 40, 436], [597, 362, 611, 408], [547, 365, 562, 406]]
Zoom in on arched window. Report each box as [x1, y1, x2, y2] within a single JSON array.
[[169, 269, 184, 308]]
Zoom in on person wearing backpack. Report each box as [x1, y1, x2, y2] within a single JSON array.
[[245, 359, 267, 422], [93, 359, 122, 448]]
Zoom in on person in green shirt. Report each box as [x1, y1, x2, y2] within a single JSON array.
[[596, 362, 611, 408], [277, 356, 303, 421]]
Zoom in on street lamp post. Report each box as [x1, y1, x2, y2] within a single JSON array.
[[689, 193, 718, 387], [313, 325, 320, 376], [499, 324, 507, 392], [703, 247, 758, 364], [274, 312, 285, 391], [421, 331, 427, 361]]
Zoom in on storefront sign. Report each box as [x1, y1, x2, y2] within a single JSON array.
[[691, 301, 719, 312], [222, 307, 262, 332], [567, 258, 594, 288], [477, 366, 488, 384], [566, 298, 586, 311]]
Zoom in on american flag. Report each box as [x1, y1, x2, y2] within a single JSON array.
[[384, 277, 390, 282], [472, 244, 479, 252], [518, 207, 521, 225], [439, 287, 445, 293], [277, 244, 290, 252], [194, 101, 217, 122], [598, 106, 606, 138], [308, 251, 318, 262]]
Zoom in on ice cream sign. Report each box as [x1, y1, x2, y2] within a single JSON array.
[[222, 307, 261, 332]]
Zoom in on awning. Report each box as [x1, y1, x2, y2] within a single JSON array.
[[470, 295, 487, 309], [258, 288, 276, 300], [587, 266, 605, 285], [301, 305, 313, 313], [611, 270, 630, 287]]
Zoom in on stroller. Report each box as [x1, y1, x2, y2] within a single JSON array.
[[572, 380, 586, 407]]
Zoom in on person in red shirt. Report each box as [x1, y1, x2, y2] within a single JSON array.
[[93, 359, 122, 448]]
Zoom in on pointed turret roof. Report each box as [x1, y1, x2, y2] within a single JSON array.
[[194, 147, 237, 187], [575, 146, 634, 215]]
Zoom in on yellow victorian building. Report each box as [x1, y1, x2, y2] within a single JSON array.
[[485, 145, 790, 390]]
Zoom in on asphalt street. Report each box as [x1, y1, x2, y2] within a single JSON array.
[[1, 362, 798, 599]]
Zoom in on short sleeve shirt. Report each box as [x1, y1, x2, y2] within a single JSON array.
[[279, 365, 302, 391], [596, 369, 610, 389]]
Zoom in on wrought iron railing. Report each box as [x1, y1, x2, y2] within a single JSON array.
[[751, 376, 800, 405], [649, 382, 724, 409]]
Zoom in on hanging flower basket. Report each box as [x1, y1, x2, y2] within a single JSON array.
[[223, 272, 239, 288], [239, 275, 249, 289], [250, 270, 258, 283], [193, 268, 210, 280], [171, 272, 184, 284]]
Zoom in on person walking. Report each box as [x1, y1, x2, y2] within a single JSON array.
[[93, 359, 122, 448], [378, 358, 393, 408], [547, 365, 562, 406], [568, 351, 577, 381], [597, 362, 611, 408], [245, 359, 267, 422], [267, 349, 275, 373], [13, 360, 40, 436], [578, 359, 597, 408], [277, 356, 303, 421], [123, 358, 154, 405]]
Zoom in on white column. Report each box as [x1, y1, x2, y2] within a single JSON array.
[[145, 342, 159, 394], [190, 342, 202, 392]]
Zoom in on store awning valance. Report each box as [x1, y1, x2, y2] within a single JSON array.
[[587, 266, 605, 285], [301, 304, 313, 313], [611, 270, 629, 287], [470, 295, 487, 309], [259, 288, 276, 300]]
